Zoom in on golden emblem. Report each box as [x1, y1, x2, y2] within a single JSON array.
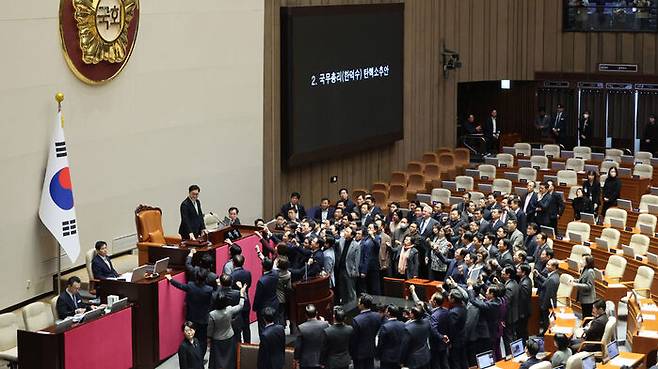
[[72, 0, 137, 64]]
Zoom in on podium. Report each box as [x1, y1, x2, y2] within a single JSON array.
[[288, 276, 333, 327], [18, 305, 133, 369]]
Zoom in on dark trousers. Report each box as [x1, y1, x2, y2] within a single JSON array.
[[581, 303, 593, 320], [352, 357, 374, 369], [549, 218, 558, 234], [238, 309, 251, 343], [380, 362, 401, 369], [503, 321, 516, 356], [428, 269, 446, 282], [539, 308, 549, 333], [449, 346, 468, 369], [193, 322, 208, 356], [430, 349, 450, 369], [365, 269, 381, 295], [517, 316, 529, 342]]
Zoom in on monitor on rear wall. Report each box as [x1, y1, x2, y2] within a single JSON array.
[[281, 4, 404, 168]]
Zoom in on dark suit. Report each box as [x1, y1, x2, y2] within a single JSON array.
[[231, 267, 252, 343], [402, 319, 431, 369], [521, 192, 538, 224], [178, 338, 204, 369], [497, 251, 514, 269], [417, 217, 438, 239], [323, 323, 353, 369], [484, 116, 500, 153], [539, 271, 560, 331], [429, 307, 450, 369], [376, 318, 405, 369], [253, 270, 280, 335], [179, 197, 205, 240], [56, 290, 88, 319], [512, 209, 527, 235], [582, 313, 608, 351], [308, 206, 336, 223], [447, 305, 467, 369], [185, 256, 218, 288], [490, 218, 505, 233], [350, 310, 382, 369], [91, 254, 119, 279], [295, 319, 330, 368], [535, 194, 555, 229], [281, 202, 306, 220], [258, 323, 286, 369], [551, 111, 567, 145], [170, 278, 214, 356], [578, 118, 593, 147], [503, 279, 520, 355], [519, 356, 542, 369], [358, 236, 381, 295], [517, 276, 532, 341], [467, 290, 502, 358]]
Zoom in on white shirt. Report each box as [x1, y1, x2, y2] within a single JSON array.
[[491, 117, 497, 133], [191, 198, 199, 214], [321, 209, 329, 221], [101, 255, 112, 270]]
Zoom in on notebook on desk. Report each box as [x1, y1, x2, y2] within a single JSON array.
[[476, 351, 501, 369], [510, 338, 528, 362], [582, 353, 596, 369], [610, 218, 625, 229], [622, 245, 635, 258], [595, 237, 609, 251], [541, 226, 556, 239], [567, 231, 584, 244], [580, 213, 596, 225], [567, 258, 580, 271], [617, 199, 632, 211], [639, 223, 654, 236]]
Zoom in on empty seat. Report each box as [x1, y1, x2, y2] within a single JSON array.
[[21, 302, 54, 332], [573, 146, 592, 160], [517, 167, 537, 182], [530, 155, 549, 170], [478, 164, 496, 180], [431, 188, 451, 205], [437, 153, 457, 178], [372, 182, 389, 193], [492, 179, 512, 195], [640, 194, 658, 213], [407, 174, 426, 193], [454, 148, 470, 168], [455, 175, 474, 191], [557, 273, 575, 306], [470, 191, 485, 203], [388, 184, 407, 204], [600, 160, 619, 174], [371, 190, 388, 208], [496, 153, 514, 167], [565, 158, 585, 172], [0, 313, 18, 366], [556, 170, 578, 187], [630, 234, 650, 256], [635, 151, 653, 165], [514, 143, 532, 157], [605, 255, 627, 281], [407, 161, 424, 174], [436, 147, 452, 156], [634, 163, 653, 179], [629, 265, 655, 298], [636, 213, 658, 233], [566, 221, 590, 241], [568, 185, 583, 200], [569, 244, 592, 263], [352, 189, 367, 200], [422, 152, 438, 164], [600, 228, 620, 249], [390, 171, 407, 186], [604, 208, 627, 228], [605, 148, 624, 163], [543, 144, 561, 158], [423, 163, 442, 183]]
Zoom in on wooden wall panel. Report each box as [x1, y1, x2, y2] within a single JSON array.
[[263, 0, 658, 217]]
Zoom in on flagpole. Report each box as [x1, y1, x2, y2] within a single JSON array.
[[55, 92, 64, 295]]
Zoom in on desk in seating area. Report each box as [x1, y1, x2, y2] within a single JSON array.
[[627, 295, 658, 366], [18, 305, 133, 369]]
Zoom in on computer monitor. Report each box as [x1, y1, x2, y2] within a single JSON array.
[[567, 259, 580, 271], [80, 307, 104, 323], [622, 245, 635, 258], [417, 194, 431, 205], [54, 318, 74, 333], [541, 226, 556, 239], [595, 237, 609, 251], [649, 204, 658, 215], [552, 162, 565, 171], [617, 199, 632, 211], [110, 297, 129, 313], [510, 339, 524, 358], [647, 252, 658, 266], [514, 187, 528, 197], [476, 351, 496, 369], [582, 354, 596, 369], [593, 268, 604, 281], [443, 181, 457, 191], [606, 341, 619, 360], [580, 213, 595, 225], [567, 231, 583, 244], [639, 224, 654, 237], [518, 159, 531, 168], [610, 218, 625, 229], [449, 196, 463, 206], [478, 184, 493, 193], [130, 265, 150, 282], [154, 257, 170, 274]]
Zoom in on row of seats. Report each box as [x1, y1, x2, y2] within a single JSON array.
[[512, 143, 653, 165]]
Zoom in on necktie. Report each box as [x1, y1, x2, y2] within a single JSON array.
[[420, 219, 427, 234], [72, 293, 77, 308]]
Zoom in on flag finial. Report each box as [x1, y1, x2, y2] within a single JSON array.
[[55, 92, 64, 104]]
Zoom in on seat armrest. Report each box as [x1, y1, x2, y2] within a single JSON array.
[[635, 288, 651, 298], [137, 241, 167, 248], [581, 317, 593, 327], [165, 235, 182, 244], [577, 340, 603, 353]]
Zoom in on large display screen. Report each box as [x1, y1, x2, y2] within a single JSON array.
[[281, 4, 404, 168]]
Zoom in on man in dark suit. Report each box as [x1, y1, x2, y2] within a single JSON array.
[[295, 304, 330, 369], [509, 199, 527, 235], [534, 182, 553, 228], [418, 205, 439, 239], [322, 308, 353, 369], [253, 258, 279, 336], [401, 307, 431, 369], [524, 223, 539, 260], [489, 209, 505, 234], [338, 188, 356, 214], [574, 299, 609, 351], [516, 263, 533, 342], [521, 181, 538, 224], [281, 192, 306, 221], [185, 248, 218, 287], [473, 209, 490, 235], [231, 254, 252, 343], [428, 293, 450, 369], [166, 270, 213, 356], [350, 294, 382, 369], [308, 198, 335, 223], [497, 240, 514, 269], [257, 307, 286, 369], [536, 259, 560, 333], [551, 103, 567, 145], [446, 290, 468, 369], [56, 276, 89, 319], [547, 181, 565, 231], [376, 305, 405, 369], [358, 229, 381, 295], [179, 184, 205, 240], [501, 266, 519, 355], [438, 248, 469, 285], [484, 108, 500, 154], [91, 240, 119, 279], [467, 284, 502, 360]]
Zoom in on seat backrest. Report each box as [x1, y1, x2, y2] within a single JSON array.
[[518, 167, 537, 182], [605, 255, 627, 279], [389, 184, 406, 199], [438, 153, 456, 169], [22, 302, 54, 331], [371, 190, 388, 208], [556, 170, 578, 186], [633, 163, 654, 179], [496, 153, 514, 167], [600, 160, 619, 174], [630, 233, 650, 256], [408, 173, 425, 187], [604, 208, 628, 228], [436, 147, 452, 156], [431, 188, 451, 205], [573, 146, 592, 160], [407, 161, 424, 174], [422, 152, 438, 164], [390, 171, 407, 186], [635, 151, 653, 165], [455, 176, 474, 191], [530, 155, 549, 170], [557, 273, 574, 297], [635, 265, 655, 290], [470, 191, 485, 203], [514, 143, 532, 157], [454, 148, 470, 166], [606, 148, 624, 158], [372, 182, 389, 193], [543, 144, 561, 158], [570, 245, 592, 262], [566, 221, 590, 241], [478, 164, 496, 179], [601, 317, 617, 348], [492, 179, 512, 195], [600, 228, 620, 248], [50, 296, 59, 321], [424, 163, 441, 179], [636, 213, 657, 233], [135, 205, 166, 243], [0, 313, 18, 352], [529, 362, 552, 369], [640, 194, 658, 213], [568, 185, 583, 200], [565, 158, 585, 172], [85, 249, 96, 280], [565, 351, 593, 369]]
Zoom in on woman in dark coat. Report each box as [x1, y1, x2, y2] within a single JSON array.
[[572, 188, 593, 221], [582, 171, 600, 215], [578, 111, 593, 147], [601, 167, 622, 218], [178, 321, 204, 369]]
